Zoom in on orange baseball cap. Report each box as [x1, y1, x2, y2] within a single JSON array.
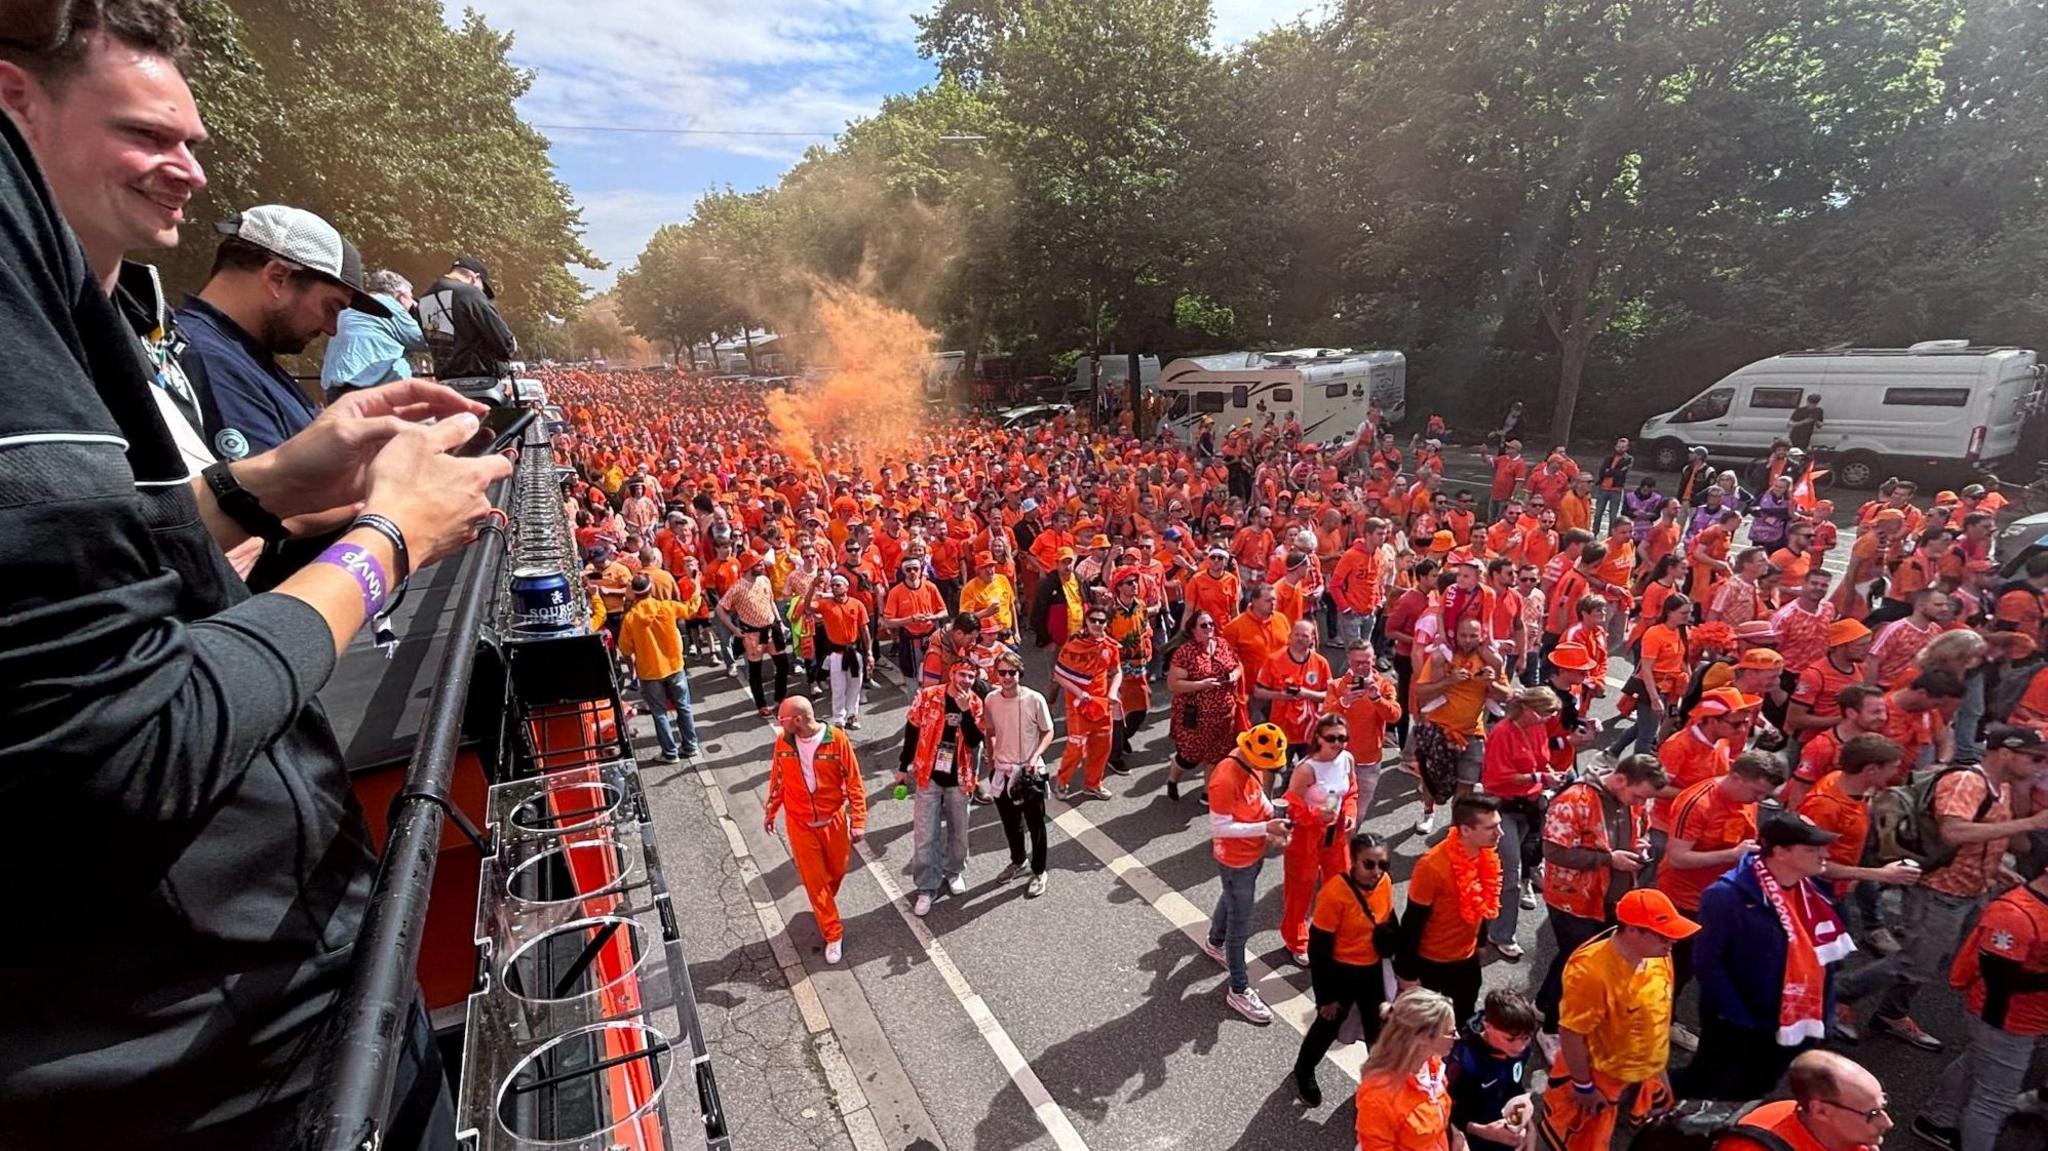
[[1616, 889, 1701, 940], [1736, 648, 1786, 671], [1827, 619, 1871, 646]]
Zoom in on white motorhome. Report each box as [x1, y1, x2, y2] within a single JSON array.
[[1637, 342, 2045, 487], [1157, 348, 1407, 444]]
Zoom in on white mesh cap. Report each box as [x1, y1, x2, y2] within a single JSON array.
[[216, 205, 379, 313]]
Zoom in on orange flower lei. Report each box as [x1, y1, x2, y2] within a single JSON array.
[[1446, 828, 1503, 924]]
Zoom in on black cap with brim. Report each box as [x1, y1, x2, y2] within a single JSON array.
[[453, 255, 495, 299], [1759, 812, 1840, 850]]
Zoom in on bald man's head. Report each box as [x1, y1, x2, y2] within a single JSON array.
[[1786, 1050, 1869, 1104], [777, 694, 817, 735]]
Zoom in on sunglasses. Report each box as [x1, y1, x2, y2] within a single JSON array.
[[1195, 621, 1216, 630], [1354, 858, 1385, 871], [996, 667, 1021, 676], [1815, 1099, 1889, 1124], [1087, 617, 1109, 625], [1322, 733, 1350, 743]]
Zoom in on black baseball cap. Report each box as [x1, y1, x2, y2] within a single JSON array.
[[1984, 723, 2048, 755], [1759, 812, 1840, 850], [452, 255, 495, 298]]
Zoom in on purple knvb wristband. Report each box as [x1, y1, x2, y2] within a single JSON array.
[[317, 540, 390, 617]]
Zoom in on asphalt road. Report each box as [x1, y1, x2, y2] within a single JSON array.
[[639, 485, 2046, 1151]]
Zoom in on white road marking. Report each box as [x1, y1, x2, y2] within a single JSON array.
[[1050, 807, 1369, 1083], [854, 838, 1094, 1151], [688, 757, 891, 1151]]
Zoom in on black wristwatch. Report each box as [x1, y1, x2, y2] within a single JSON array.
[[201, 460, 289, 542]]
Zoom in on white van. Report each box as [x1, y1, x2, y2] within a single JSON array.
[[1157, 348, 1407, 444], [1636, 342, 2045, 487]]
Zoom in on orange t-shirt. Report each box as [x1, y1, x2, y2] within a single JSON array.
[[883, 581, 944, 635], [1209, 758, 1275, 869], [1406, 838, 1485, 962], [1799, 771, 1870, 869], [1354, 1061, 1454, 1151], [1651, 727, 1730, 833], [1711, 1100, 1834, 1151], [1312, 873, 1396, 966], [1221, 610, 1291, 699], [814, 597, 869, 646], [1657, 778, 1757, 912], [1260, 649, 1334, 744], [1637, 623, 1690, 699]]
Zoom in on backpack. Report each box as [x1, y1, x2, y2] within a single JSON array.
[[1989, 654, 2048, 726], [1629, 1100, 1794, 1151], [1870, 763, 1997, 870]]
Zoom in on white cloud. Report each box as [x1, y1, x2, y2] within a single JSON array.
[[568, 187, 710, 290]]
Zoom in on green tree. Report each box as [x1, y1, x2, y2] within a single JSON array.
[[171, 0, 597, 337], [1311, 0, 1955, 443], [615, 224, 729, 364]]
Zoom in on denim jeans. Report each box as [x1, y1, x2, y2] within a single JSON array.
[[1209, 856, 1265, 993], [1487, 801, 1538, 945], [1953, 668, 1987, 762], [639, 672, 698, 757], [1928, 1016, 2047, 1151], [911, 782, 971, 893], [1592, 489, 1623, 535], [1837, 885, 1984, 1020]]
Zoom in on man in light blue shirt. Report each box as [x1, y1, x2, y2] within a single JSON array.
[[320, 268, 427, 402]]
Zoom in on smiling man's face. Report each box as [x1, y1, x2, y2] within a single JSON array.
[[0, 29, 208, 274]]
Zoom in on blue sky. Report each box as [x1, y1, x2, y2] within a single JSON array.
[[459, 0, 1313, 293]]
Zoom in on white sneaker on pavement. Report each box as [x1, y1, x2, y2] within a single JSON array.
[[912, 892, 933, 917], [1413, 808, 1436, 835], [825, 939, 843, 964], [1670, 1021, 1699, 1053], [1226, 986, 1274, 1025], [1520, 882, 1539, 911], [1026, 873, 1048, 898], [1199, 937, 1228, 966], [946, 874, 968, 896]]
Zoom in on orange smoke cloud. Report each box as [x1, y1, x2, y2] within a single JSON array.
[[765, 281, 935, 476]]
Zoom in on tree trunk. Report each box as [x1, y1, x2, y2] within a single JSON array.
[[742, 326, 757, 374], [961, 294, 988, 405], [1127, 349, 1144, 439], [1551, 331, 1592, 449]]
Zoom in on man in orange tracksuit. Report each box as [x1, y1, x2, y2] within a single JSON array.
[[1055, 605, 1123, 800], [764, 695, 867, 965]]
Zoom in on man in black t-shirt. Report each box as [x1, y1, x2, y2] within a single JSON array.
[[1788, 393, 1825, 449]]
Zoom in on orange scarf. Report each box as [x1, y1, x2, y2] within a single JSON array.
[[1446, 829, 1503, 924]]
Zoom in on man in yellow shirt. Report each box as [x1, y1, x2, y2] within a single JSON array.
[[617, 573, 703, 762], [959, 551, 1018, 643], [1535, 888, 1694, 1151]]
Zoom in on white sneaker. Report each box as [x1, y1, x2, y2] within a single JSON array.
[[912, 892, 933, 917], [1413, 808, 1436, 835], [1867, 927, 1904, 955], [1492, 938, 1525, 961], [1520, 881, 1539, 911], [1199, 937, 1228, 965], [1670, 1021, 1699, 1053], [946, 874, 968, 896], [1226, 986, 1274, 1025], [824, 939, 843, 964]]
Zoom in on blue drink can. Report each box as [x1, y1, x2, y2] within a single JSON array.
[[508, 565, 578, 634]]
